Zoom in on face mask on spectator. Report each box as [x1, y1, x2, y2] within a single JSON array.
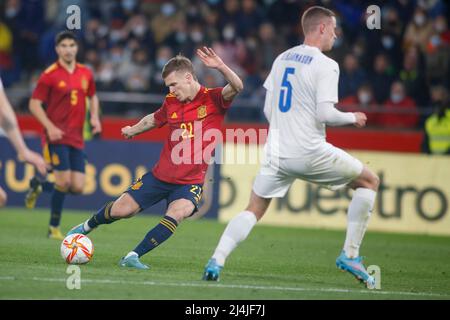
[[157, 58, 168, 69], [391, 93, 404, 103], [5, 8, 18, 18], [190, 30, 204, 43], [223, 26, 235, 41], [97, 25, 109, 38], [435, 22, 446, 33], [133, 25, 147, 37], [110, 30, 123, 43], [358, 92, 371, 104], [176, 32, 187, 43], [110, 52, 123, 64], [381, 36, 394, 49], [99, 67, 114, 83], [128, 76, 145, 90], [430, 35, 441, 47], [161, 3, 176, 16], [414, 14, 425, 26], [122, 0, 137, 11]]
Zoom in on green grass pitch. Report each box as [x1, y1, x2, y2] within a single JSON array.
[[0, 208, 449, 300]]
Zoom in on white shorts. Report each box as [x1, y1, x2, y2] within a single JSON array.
[[253, 144, 363, 198]]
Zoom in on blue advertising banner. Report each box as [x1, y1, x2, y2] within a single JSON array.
[[0, 137, 219, 219]]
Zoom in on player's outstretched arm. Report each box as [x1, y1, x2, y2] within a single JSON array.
[[0, 90, 47, 175], [196, 46, 243, 101], [121, 113, 157, 139], [317, 102, 367, 128]]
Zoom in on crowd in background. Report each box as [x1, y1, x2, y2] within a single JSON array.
[[0, 0, 448, 128]]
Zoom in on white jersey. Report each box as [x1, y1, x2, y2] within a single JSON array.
[[0, 77, 3, 90], [263, 44, 339, 158]]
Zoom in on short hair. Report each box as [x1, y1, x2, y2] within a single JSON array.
[[55, 31, 78, 46], [301, 6, 336, 35], [162, 54, 197, 80]]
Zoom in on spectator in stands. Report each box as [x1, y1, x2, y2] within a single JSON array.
[[202, 6, 221, 42], [377, 29, 403, 71], [256, 23, 275, 71], [379, 81, 419, 129], [399, 46, 429, 106], [425, 15, 450, 87], [13, 0, 45, 73], [403, 7, 434, 54], [369, 53, 396, 104], [150, 2, 183, 44], [423, 85, 450, 154], [0, 18, 13, 70], [124, 14, 155, 57], [219, 0, 241, 31], [417, 0, 447, 19], [339, 84, 379, 126], [151, 45, 174, 94], [1, 1, 447, 122], [236, 0, 264, 38], [338, 53, 367, 100], [118, 48, 152, 92], [382, 6, 404, 40]]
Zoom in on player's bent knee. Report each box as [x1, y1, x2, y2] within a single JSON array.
[[167, 200, 195, 223], [55, 182, 70, 192], [110, 194, 140, 219], [364, 169, 380, 191]]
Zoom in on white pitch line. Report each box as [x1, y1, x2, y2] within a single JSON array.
[[0, 276, 445, 298]]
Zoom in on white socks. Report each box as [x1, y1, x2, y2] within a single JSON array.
[[125, 251, 138, 259], [344, 188, 377, 258], [212, 211, 257, 266], [83, 220, 92, 232]]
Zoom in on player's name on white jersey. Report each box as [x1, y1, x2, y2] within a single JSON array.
[[280, 51, 314, 65]]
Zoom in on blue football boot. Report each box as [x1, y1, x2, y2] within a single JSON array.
[[119, 254, 150, 270], [66, 223, 90, 236], [202, 258, 223, 281], [336, 251, 376, 289]]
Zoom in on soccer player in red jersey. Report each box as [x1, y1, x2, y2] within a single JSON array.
[[68, 47, 243, 269], [26, 31, 101, 240]]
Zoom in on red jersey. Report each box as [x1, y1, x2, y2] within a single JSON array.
[[152, 86, 232, 185], [32, 61, 96, 149]]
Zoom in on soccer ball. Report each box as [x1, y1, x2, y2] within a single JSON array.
[[61, 233, 94, 264]]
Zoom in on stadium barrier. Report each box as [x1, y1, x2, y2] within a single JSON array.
[[219, 144, 450, 236], [0, 137, 220, 219]]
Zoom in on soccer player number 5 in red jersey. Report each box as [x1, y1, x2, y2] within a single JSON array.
[[67, 47, 243, 270], [25, 31, 101, 240]]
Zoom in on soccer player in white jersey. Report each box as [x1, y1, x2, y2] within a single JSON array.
[[202, 6, 379, 289], [0, 77, 47, 207]]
